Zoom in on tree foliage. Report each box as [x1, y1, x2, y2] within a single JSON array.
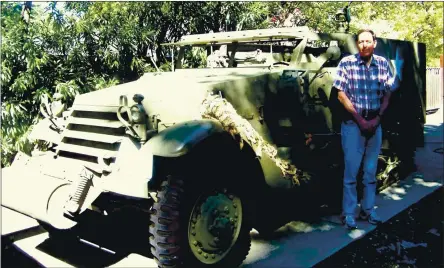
[[349, 2, 443, 66], [1, 1, 442, 167]]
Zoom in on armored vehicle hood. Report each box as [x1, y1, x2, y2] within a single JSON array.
[[72, 67, 275, 126], [74, 68, 271, 107]]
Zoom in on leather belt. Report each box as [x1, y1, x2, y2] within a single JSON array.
[[361, 109, 380, 120]]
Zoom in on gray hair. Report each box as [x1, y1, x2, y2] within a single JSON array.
[[356, 29, 376, 41]]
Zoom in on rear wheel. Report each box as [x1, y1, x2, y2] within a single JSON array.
[[149, 175, 251, 268]]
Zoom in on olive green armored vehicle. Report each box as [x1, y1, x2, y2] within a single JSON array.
[[2, 27, 426, 268]]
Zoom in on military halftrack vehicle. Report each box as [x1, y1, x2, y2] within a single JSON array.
[[2, 27, 426, 268]]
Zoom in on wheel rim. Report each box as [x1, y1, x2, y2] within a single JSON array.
[[188, 188, 242, 264]]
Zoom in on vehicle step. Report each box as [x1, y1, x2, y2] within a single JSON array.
[[62, 130, 122, 144]]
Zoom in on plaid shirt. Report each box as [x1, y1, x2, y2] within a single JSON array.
[[333, 53, 396, 114]]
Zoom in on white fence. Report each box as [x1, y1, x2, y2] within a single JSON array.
[[426, 67, 443, 111]]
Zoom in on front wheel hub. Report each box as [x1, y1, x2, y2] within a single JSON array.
[[189, 190, 242, 264]]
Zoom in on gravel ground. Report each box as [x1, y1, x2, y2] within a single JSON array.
[[316, 187, 443, 268]]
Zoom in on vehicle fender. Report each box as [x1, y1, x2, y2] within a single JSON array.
[[101, 120, 225, 199], [28, 118, 63, 145], [145, 119, 267, 201], [145, 119, 226, 157]]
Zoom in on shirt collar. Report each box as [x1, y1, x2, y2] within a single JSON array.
[[356, 53, 377, 66]]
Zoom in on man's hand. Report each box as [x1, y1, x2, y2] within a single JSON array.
[[357, 118, 372, 132], [337, 90, 382, 135], [360, 116, 381, 137], [368, 116, 381, 130]]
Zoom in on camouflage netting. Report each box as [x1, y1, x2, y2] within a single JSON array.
[[200, 93, 402, 187], [376, 154, 402, 191], [201, 93, 300, 185], [377, 155, 400, 182]]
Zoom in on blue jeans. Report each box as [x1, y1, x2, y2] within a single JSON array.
[[341, 120, 382, 216]]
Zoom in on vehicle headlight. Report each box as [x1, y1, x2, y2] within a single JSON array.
[[130, 105, 143, 123]]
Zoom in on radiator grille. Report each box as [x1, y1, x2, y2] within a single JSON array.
[[56, 107, 125, 173]]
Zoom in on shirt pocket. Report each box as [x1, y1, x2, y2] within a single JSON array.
[[370, 75, 384, 98]]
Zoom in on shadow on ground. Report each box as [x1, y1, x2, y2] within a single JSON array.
[[15, 209, 153, 268]]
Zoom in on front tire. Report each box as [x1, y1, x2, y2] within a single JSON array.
[[149, 175, 251, 268]]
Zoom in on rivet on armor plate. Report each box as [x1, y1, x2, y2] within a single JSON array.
[[193, 240, 198, 246], [198, 249, 202, 254], [233, 203, 237, 208], [224, 206, 229, 212], [192, 231, 196, 236], [214, 237, 219, 243], [212, 254, 216, 259], [228, 194, 234, 199], [204, 253, 208, 259]]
